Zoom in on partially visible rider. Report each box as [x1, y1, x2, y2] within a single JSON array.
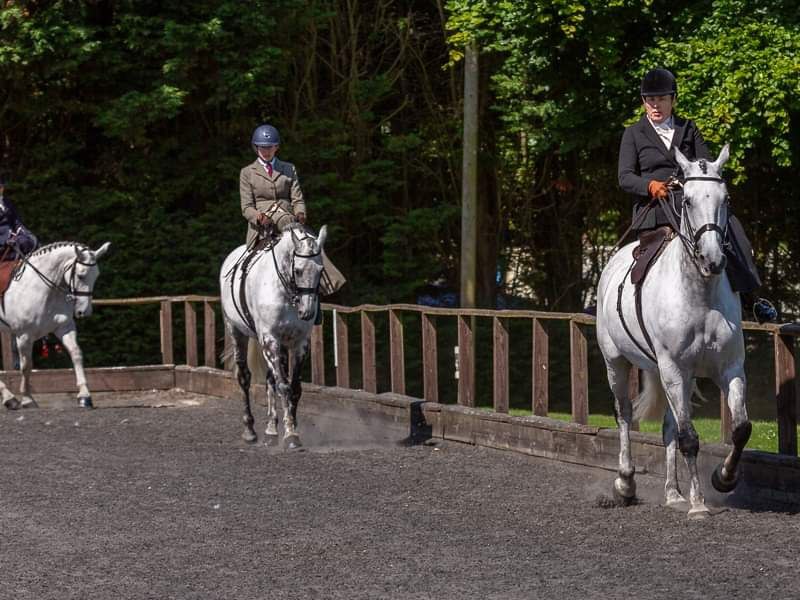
[[618, 68, 777, 323], [0, 175, 38, 260]]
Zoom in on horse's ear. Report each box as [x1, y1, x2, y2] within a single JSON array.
[[713, 143, 730, 172], [94, 241, 111, 259], [673, 147, 692, 175], [316, 225, 327, 249]]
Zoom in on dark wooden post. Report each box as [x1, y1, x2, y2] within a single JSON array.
[[570, 320, 588, 425], [223, 329, 233, 372], [532, 318, 549, 416], [311, 324, 325, 386], [361, 312, 377, 393], [457, 315, 475, 407], [421, 313, 438, 403], [493, 316, 509, 413], [184, 301, 198, 367], [775, 332, 798, 456], [1, 332, 13, 371], [335, 311, 350, 389], [203, 301, 216, 368], [160, 300, 173, 365], [628, 368, 640, 431], [389, 309, 405, 395]]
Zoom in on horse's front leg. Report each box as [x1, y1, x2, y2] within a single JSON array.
[[660, 364, 709, 519], [605, 356, 636, 505], [712, 367, 751, 493], [228, 321, 256, 443], [288, 340, 309, 436], [16, 333, 38, 409], [58, 327, 92, 408], [661, 407, 686, 506], [263, 337, 300, 449]]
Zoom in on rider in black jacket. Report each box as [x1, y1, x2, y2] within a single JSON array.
[[0, 175, 38, 260], [618, 69, 777, 323]]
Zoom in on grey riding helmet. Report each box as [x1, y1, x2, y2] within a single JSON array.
[[640, 68, 677, 97], [251, 124, 280, 152]]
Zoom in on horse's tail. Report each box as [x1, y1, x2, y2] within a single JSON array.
[[633, 369, 668, 422], [633, 369, 707, 422]]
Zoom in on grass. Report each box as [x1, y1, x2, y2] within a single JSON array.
[[483, 407, 790, 454]]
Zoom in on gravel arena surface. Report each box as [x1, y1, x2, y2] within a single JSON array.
[[1, 389, 799, 600]]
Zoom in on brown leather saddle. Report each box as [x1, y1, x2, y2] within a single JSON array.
[[631, 225, 675, 285], [0, 258, 20, 304]]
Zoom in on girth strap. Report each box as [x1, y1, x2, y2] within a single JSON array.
[[616, 261, 657, 364]]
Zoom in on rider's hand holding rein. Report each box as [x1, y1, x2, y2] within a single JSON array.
[[648, 180, 669, 200]]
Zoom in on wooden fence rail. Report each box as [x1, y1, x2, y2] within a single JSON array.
[[12, 296, 794, 457]]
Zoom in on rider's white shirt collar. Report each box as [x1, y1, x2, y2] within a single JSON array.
[[257, 157, 276, 168], [648, 115, 675, 149]]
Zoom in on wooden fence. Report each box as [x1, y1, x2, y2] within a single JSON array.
[[3, 295, 795, 456]]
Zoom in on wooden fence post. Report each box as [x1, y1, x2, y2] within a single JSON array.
[[532, 318, 549, 416], [311, 324, 325, 386], [570, 320, 588, 425], [1, 332, 13, 371], [184, 301, 198, 367], [160, 300, 173, 365], [203, 301, 216, 368], [457, 315, 475, 407], [361, 312, 377, 393], [389, 309, 405, 395], [493, 317, 509, 414], [775, 332, 798, 456], [421, 313, 438, 403], [335, 311, 350, 389]]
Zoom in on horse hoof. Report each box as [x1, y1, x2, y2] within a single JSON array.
[[711, 464, 738, 493], [612, 482, 636, 507], [78, 396, 93, 409], [2, 396, 20, 410], [285, 435, 302, 450], [264, 434, 279, 447], [242, 430, 257, 444], [20, 397, 39, 409], [688, 505, 711, 520]]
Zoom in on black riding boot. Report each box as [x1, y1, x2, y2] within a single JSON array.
[[724, 216, 776, 323]]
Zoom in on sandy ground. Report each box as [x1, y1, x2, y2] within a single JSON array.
[[1, 390, 798, 600]]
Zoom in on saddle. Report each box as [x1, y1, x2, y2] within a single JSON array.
[[631, 225, 675, 286], [0, 258, 20, 306]]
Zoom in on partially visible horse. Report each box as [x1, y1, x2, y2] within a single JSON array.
[[0, 241, 111, 410], [596, 145, 750, 519], [219, 225, 326, 448]]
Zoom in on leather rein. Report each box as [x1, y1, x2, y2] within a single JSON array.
[[16, 246, 96, 303]]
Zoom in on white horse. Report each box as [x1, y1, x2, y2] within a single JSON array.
[[0, 241, 111, 410], [219, 225, 326, 448], [597, 145, 750, 519]]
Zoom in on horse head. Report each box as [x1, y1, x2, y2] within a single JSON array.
[[674, 144, 730, 278], [289, 226, 326, 321], [69, 242, 111, 318]]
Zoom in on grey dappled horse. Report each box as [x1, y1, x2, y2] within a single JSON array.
[[597, 145, 750, 519], [0, 241, 111, 410], [219, 225, 326, 448]]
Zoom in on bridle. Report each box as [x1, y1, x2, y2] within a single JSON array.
[[20, 246, 96, 304], [271, 228, 322, 307], [664, 166, 730, 271]]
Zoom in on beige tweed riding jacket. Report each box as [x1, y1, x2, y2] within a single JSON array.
[[240, 158, 307, 244]]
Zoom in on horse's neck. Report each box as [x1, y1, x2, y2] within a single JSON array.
[[28, 246, 74, 280], [659, 233, 722, 305]]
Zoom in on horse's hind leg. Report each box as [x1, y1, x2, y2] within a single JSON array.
[[16, 334, 38, 409], [57, 326, 92, 408], [662, 407, 687, 506], [228, 321, 256, 443], [712, 366, 751, 493], [606, 355, 636, 505]]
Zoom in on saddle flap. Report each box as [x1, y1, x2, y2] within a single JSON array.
[[0, 258, 20, 297], [631, 226, 673, 286]]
